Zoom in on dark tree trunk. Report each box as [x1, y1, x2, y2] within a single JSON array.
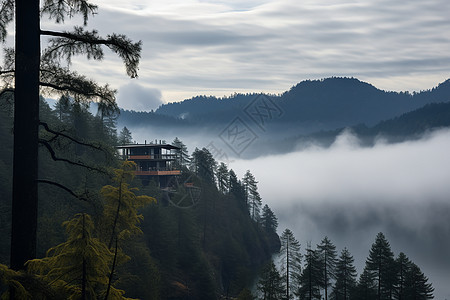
[[10, 0, 40, 270]]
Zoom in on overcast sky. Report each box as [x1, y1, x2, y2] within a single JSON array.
[[36, 0, 450, 111]]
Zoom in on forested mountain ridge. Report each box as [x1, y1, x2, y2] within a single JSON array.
[[148, 77, 450, 132]]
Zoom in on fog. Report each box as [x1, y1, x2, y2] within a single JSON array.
[[228, 129, 450, 300]]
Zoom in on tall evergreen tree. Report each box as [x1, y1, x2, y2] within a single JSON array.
[[172, 137, 189, 168], [257, 260, 285, 300], [261, 204, 278, 234], [395, 252, 411, 300], [365, 232, 397, 300], [297, 244, 323, 300], [403, 263, 434, 300], [242, 170, 261, 221], [216, 162, 229, 194], [355, 267, 377, 300], [318, 236, 338, 300], [332, 247, 357, 300], [118, 126, 133, 145], [191, 147, 216, 183], [0, 0, 141, 270], [279, 228, 302, 300]]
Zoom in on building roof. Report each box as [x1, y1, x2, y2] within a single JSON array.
[[116, 143, 181, 150]]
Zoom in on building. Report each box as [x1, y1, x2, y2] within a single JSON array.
[[116, 142, 181, 187]]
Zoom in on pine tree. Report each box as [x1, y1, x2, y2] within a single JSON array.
[[365, 232, 397, 300], [297, 245, 322, 300], [318, 236, 338, 300], [261, 204, 278, 234], [172, 137, 190, 168], [257, 260, 285, 300], [395, 252, 411, 300], [332, 247, 357, 300], [242, 170, 262, 221], [118, 126, 133, 145], [355, 267, 377, 300], [1, 0, 142, 270], [279, 229, 302, 299], [216, 162, 229, 194], [403, 263, 434, 300]]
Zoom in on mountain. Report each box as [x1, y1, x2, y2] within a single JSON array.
[[117, 77, 450, 157], [149, 77, 450, 131]]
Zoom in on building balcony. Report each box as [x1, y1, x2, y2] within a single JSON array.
[[128, 154, 177, 160], [135, 170, 181, 176]]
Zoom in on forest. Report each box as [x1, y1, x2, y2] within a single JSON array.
[[0, 94, 435, 299]]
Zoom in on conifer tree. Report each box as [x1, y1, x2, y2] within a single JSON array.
[[242, 170, 261, 221], [395, 252, 411, 300], [216, 162, 229, 194], [118, 126, 133, 145], [279, 228, 302, 300], [0, 0, 142, 270], [365, 232, 397, 300], [297, 244, 322, 300], [332, 247, 357, 300], [172, 137, 190, 168], [257, 260, 284, 300], [403, 263, 434, 300], [355, 267, 377, 300], [261, 204, 278, 234], [318, 236, 338, 300]]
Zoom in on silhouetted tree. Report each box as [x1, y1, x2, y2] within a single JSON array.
[[318, 236, 338, 300], [216, 162, 229, 194], [0, 0, 141, 270], [261, 204, 278, 234], [297, 244, 322, 300], [403, 263, 434, 300], [332, 247, 357, 300], [118, 126, 133, 145], [365, 232, 397, 300], [257, 260, 284, 300], [279, 228, 302, 299]]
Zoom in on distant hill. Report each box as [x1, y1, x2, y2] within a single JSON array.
[[287, 101, 450, 150], [117, 77, 450, 156], [148, 77, 450, 132]]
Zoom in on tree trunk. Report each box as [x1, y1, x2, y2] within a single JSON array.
[[10, 0, 40, 270]]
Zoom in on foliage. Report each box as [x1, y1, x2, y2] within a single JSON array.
[[257, 260, 284, 300], [317, 236, 337, 300], [332, 247, 357, 300], [279, 228, 302, 299]]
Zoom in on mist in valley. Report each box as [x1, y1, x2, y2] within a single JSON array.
[[227, 128, 450, 300]]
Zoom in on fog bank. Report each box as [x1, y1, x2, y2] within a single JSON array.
[[229, 129, 450, 299]]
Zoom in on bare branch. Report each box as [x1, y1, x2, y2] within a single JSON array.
[[39, 121, 108, 154], [37, 179, 89, 201], [39, 138, 109, 175]]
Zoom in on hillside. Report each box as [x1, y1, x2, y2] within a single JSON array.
[[119, 77, 450, 134]]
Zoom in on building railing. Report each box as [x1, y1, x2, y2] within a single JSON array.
[[128, 154, 177, 160], [135, 170, 181, 176]]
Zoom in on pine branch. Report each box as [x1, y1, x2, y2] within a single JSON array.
[[37, 179, 89, 201], [41, 0, 97, 25], [39, 63, 117, 104], [41, 27, 142, 78]]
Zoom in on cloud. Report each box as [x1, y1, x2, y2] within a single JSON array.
[[45, 0, 448, 105], [117, 82, 163, 111], [229, 129, 450, 299]]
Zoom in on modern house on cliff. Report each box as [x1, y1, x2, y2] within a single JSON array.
[[116, 142, 181, 187]]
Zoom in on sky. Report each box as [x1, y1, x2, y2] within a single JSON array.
[[34, 0, 450, 111], [229, 128, 450, 300]]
